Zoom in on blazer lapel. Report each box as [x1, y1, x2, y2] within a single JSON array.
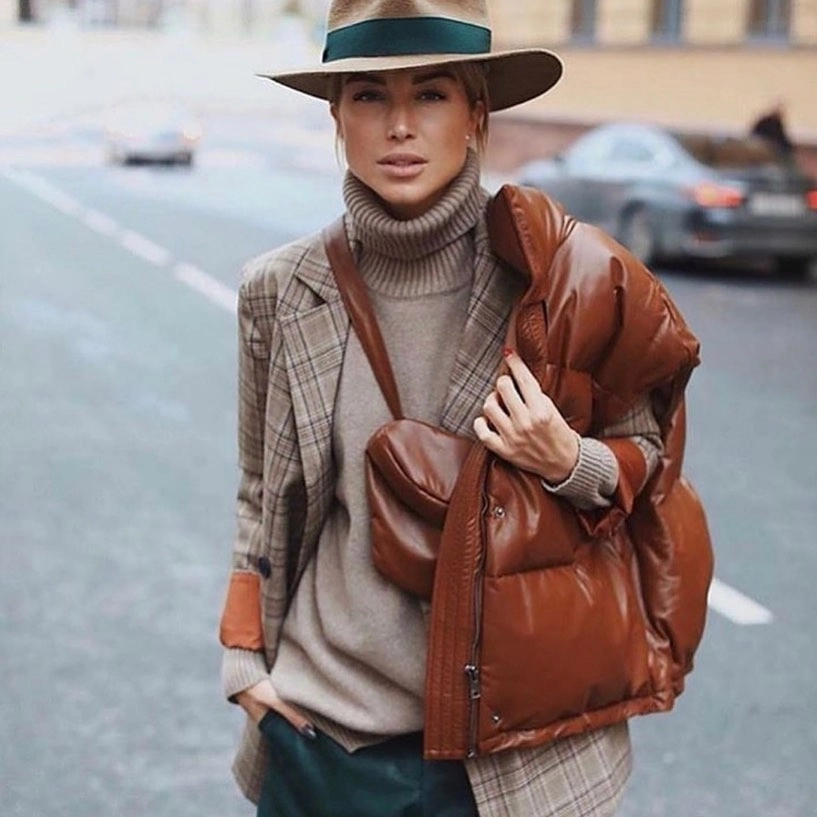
[[440, 223, 524, 436], [278, 251, 349, 552]]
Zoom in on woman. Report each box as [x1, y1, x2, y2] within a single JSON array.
[[218, 2, 710, 815]]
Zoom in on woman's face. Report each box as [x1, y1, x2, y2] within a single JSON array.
[[331, 67, 484, 220]]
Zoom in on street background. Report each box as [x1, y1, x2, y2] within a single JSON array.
[[2, 8, 816, 817]]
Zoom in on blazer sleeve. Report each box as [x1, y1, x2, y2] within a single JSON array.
[[219, 269, 276, 698]]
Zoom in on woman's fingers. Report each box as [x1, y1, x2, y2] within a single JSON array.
[[241, 679, 317, 739], [473, 416, 507, 459], [495, 374, 525, 416], [502, 349, 542, 404], [482, 391, 512, 434], [474, 348, 579, 481], [271, 699, 317, 739]]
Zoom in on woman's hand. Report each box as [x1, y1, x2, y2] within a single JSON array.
[[473, 349, 580, 484], [235, 679, 279, 723], [236, 680, 317, 738]]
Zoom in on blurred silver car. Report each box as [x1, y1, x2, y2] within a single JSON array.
[[518, 122, 817, 277], [105, 102, 202, 166]]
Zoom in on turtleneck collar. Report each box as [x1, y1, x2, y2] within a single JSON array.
[[343, 150, 485, 263]]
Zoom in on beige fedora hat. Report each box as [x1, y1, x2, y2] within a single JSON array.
[[262, 0, 563, 112]]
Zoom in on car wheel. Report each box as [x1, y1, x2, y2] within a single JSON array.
[[620, 207, 657, 266], [775, 256, 813, 280]]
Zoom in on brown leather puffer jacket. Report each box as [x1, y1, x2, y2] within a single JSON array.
[[378, 186, 714, 761]]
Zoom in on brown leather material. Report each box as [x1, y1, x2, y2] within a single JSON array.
[[367, 419, 473, 598], [423, 185, 712, 759], [424, 443, 491, 758], [369, 422, 587, 602], [323, 217, 403, 421], [219, 571, 265, 651], [602, 438, 648, 500], [574, 438, 648, 538], [323, 183, 713, 762]]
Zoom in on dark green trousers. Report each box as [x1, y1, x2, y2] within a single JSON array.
[[256, 711, 479, 817]]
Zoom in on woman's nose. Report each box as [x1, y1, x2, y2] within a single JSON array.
[[387, 104, 414, 140]]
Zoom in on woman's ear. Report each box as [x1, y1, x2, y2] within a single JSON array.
[[470, 100, 486, 142]]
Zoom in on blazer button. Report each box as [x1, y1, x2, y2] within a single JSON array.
[[257, 556, 272, 578]]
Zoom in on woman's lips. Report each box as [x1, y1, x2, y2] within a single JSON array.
[[378, 154, 427, 179]]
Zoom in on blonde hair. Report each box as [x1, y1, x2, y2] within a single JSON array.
[[329, 62, 491, 159]]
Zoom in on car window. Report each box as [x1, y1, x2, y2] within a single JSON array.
[[673, 133, 781, 167], [567, 131, 613, 164], [606, 138, 656, 164]]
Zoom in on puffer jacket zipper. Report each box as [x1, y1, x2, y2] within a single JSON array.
[[465, 488, 489, 757], [423, 446, 490, 759]]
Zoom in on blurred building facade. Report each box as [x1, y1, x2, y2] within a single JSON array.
[[489, 0, 817, 140], [3, 0, 814, 142]]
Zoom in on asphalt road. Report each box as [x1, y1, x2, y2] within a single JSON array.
[[1, 109, 816, 817]]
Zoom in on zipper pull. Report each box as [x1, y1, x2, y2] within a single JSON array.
[[464, 664, 481, 700]]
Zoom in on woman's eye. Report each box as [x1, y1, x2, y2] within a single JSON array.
[[352, 90, 384, 102], [419, 89, 446, 101]]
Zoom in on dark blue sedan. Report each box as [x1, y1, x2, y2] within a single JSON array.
[[518, 122, 817, 278]]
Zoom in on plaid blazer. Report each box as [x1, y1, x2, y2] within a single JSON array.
[[227, 213, 632, 816]]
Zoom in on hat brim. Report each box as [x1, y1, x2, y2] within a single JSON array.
[[260, 49, 562, 112]]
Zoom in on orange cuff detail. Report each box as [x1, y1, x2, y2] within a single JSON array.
[[219, 571, 264, 650], [603, 438, 648, 513], [576, 438, 648, 538]]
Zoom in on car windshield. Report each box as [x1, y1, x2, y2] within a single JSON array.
[[672, 133, 783, 168]]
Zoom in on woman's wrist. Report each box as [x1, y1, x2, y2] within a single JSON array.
[[540, 430, 581, 485], [236, 689, 270, 723], [541, 436, 620, 510]]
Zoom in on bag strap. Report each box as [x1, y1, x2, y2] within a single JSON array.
[[322, 217, 404, 421]]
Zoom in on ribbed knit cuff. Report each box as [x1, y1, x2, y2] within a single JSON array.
[[542, 437, 618, 510], [222, 648, 269, 703]]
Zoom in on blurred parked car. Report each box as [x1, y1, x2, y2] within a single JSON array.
[[105, 102, 202, 166], [518, 122, 817, 277]]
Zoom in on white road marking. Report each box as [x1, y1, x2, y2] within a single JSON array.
[[4, 168, 83, 215], [1, 168, 237, 316], [173, 262, 237, 313], [119, 229, 172, 267], [82, 208, 119, 236], [0, 165, 783, 628], [707, 577, 773, 625]]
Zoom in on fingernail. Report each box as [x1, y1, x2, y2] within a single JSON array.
[[300, 724, 317, 740], [503, 346, 513, 357]]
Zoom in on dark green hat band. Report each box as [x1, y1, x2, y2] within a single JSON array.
[[322, 16, 492, 63]]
